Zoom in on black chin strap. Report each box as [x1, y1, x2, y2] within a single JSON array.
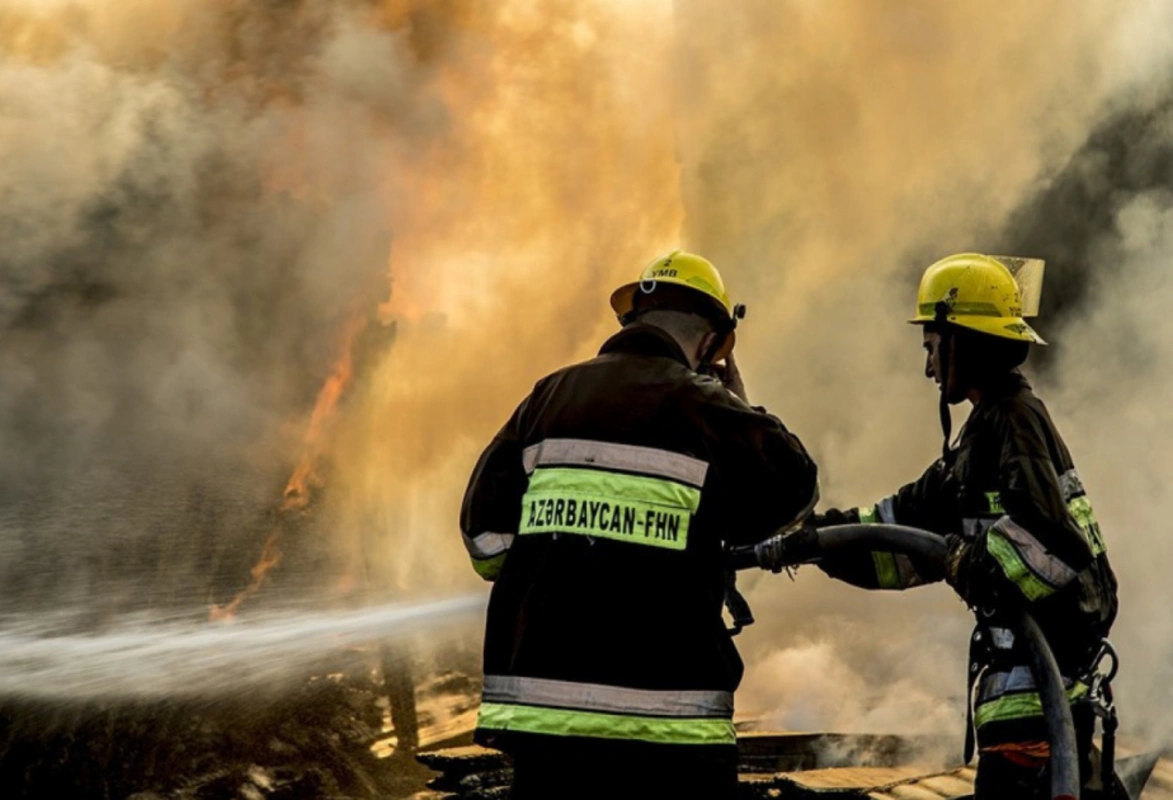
[[935, 302, 953, 463]]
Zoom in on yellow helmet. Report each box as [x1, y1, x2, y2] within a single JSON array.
[[610, 250, 734, 322], [909, 253, 1047, 345]]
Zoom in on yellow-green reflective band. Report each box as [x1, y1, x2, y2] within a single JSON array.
[[477, 702, 736, 746], [975, 683, 1089, 728], [519, 468, 700, 551], [986, 492, 1006, 515], [1068, 496, 1106, 557], [986, 529, 1055, 601], [858, 506, 878, 524], [471, 552, 507, 581], [872, 552, 901, 589]]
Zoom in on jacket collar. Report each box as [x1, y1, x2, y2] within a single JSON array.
[[599, 323, 692, 368], [974, 370, 1031, 411]]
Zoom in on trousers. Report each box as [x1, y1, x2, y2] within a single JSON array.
[[507, 739, 739, 800]]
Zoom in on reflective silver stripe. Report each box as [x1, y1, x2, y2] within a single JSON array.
[[463, 532, 515, 559], [990, 627, 1016, 650], [482, 675, 733, 719], [963, 517, 998, 538], [978, 665, 1078, 703], [1059, 468, 1085, 501], [522, 439, 708, 488], [992, 516, 1078, 589], [876, 495, 897, 524]]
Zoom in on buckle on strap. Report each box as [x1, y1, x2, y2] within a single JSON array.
[[1084, 638, 1119, 715]]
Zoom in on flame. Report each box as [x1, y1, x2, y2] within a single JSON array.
[[210, 315, 368, 621], [208, 530, 282, 623], [282, 316, 368, 513]]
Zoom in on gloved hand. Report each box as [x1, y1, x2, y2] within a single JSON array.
[[944, 534, 973, 603], [754, 522, 821, 573]]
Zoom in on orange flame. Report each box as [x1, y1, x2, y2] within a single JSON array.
[[210, 316, 368, 622], [209, 530, 282, 623], [281, 316, 368, 513]]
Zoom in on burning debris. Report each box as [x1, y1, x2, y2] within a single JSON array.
[[0, 652, 480, 800]]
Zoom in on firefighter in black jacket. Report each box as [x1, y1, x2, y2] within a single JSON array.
[[814, 254, 1118, 799], [460, 250, 819, 799]]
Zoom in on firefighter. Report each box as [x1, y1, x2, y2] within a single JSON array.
[[813, 253, 1118, 799], [460, 250, 819, 799]]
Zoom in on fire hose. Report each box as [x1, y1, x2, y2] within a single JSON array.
[[726, 523, 1082, 800]]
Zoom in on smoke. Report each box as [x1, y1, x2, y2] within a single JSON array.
[[2, 0, 1172, 753], [668, 0, 1173, 750], [989, 91, 1173, 746]]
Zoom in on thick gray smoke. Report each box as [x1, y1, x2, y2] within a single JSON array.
[[0, 2, 445, 613], [671, 0, 1173, 752], [991, 92, 1173, 746]]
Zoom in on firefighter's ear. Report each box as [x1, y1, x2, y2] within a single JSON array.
[[694, 331, 721, 370]]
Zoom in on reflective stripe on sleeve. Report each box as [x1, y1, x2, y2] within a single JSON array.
[[872, 552, 900, 588], [1059, 469, 1085, 501], [522, 439, 709, 487], [471, 552, 507, 581], [482, 675, 733, 718], [477, 703, 736, 746], [861, 498, 921, 588], [986, 517, 1078, 601], [963, 517, 998, 538], [1060, 469, 1106, 556], [463, 532, 515, 559]]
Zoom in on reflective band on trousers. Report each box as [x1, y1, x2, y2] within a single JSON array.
[[482, 675, 733, 718], [477, 703, 736, 746], [522, 438, 709, 487], [987, 516, 1078, 601], [975, 666, 1088, 728], [519, 467, 700, 550]]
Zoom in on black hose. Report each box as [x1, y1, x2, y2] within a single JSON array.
[[738, 523, 1080, 800], [1016, 611, 1081, 800]]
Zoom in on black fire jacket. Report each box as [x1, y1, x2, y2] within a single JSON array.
[[460, 323, 818, 754], [818, 371, 1117, 748]]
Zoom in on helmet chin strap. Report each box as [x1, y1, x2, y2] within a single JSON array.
[[934, 301, 954, 463]]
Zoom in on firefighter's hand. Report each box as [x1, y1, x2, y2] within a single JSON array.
[[943, 534, 971, 601], [713, 353, 749, 403], [755, 523, 821, 572]]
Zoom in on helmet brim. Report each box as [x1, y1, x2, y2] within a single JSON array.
[[908, 315, 1046, 345]]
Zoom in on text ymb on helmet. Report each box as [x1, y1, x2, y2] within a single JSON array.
[[909, 253, 1047, 345], [610, 250, 746, 363]]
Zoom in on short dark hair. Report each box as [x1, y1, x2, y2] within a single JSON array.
[[631, 309, 714, 345]]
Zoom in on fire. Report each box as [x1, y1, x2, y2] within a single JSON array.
[[208, 530, 282, 623], [210, 316, 368, 622], [282, 316, 368, 513]]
